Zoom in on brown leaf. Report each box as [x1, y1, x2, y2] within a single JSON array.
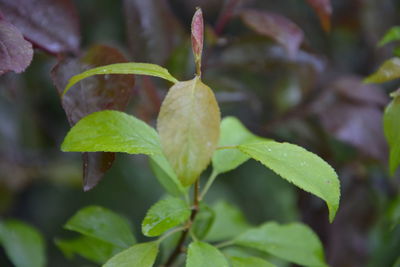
[[306, 0, 332, 32], [240, 9, 304, 58], [0, 0, 80, 54], [0, 19, 33, 74], [51, 44, 135, 190]]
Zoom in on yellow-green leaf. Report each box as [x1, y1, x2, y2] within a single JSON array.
[[364, 57, 400, 83], [238, 141, 340, 222], [384, 96, 400, 175], [157, 76, 220, 186], [63, 62, 178, 96], [103, 242, 158, 267]]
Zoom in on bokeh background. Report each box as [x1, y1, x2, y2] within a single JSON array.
[[0, 0, 400, 266]]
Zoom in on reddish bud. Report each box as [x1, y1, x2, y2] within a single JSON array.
[[191, 8, 204, 75]]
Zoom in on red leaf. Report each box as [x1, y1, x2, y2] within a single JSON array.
[[123, 0, 182, 64], [306, 0, 332, 32], [0, 0, 80, 54], [191, 8, 204, 62], [51, 45, 135, 190], [315, 76, 388, 161], [0, 19, 33, 74], [240, 9, 304, 58]]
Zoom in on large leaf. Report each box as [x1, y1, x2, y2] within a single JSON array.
[[149, 154, 186, 196], [0, 0, 79, 54], [364, 58, 400, 83], [64, 206, 135, 248], [240, 9, 304, 58], [379, 26, 400, 47], [52, 44, 135, 191], [306, 0, 332, 32], [384, 96, 400, 175], [238, 141, 340, 221], [186, 241, 229, 267], [142, 197, 190, 237], [212, 117, 266, 174], [61, 110, 160, 155], [0, 19, 33, 75], [157, 77, 220, 186], [123, 0, 182, 64], [235, 222, 327, 267], [63, 62, 178, 96], [104, 241, 158, 267], [230, 256, 275, 267], [0, 220, 46, 267], [55, 235, 122, 264], [205, 201, 250, 242]]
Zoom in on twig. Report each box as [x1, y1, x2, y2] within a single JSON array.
[[164, 180, 200, 266]]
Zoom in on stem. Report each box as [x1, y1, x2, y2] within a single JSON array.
[[158, 226, 186, 244], [215, 240, 234, 248], [164, 180, 200, 266], [200, 170, 218, 200]]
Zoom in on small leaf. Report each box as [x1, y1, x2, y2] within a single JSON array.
[[306, 0, 332, 32], [191, 8, 204, 73], [142, 197, 191, 237], [238, 141, 340, 222], [157, 77, 221, 186], [186, 241, 229, 267], [0, 19, 33, 75], [63, 62, 178, 96], [104, 241, 158, 267], [0, 219, 46, 267], [192, 202, 215, 240], [65, 206, 135, 248], [206, 201, 250, 242], [0, 0, 80, 54], [212, 117, 266, 174], [364, 57, 400, 83], [230, 256, 276, 267], [384, 96, 400, 175], [240, 9, 304, 58], [55, 235, 122, 264], [61, 110, 161, 155], [379, 26, 400, 47], [149, 154, 186, 196], [235, 222, 327, 267]]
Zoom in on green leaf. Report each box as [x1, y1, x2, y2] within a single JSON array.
[[157, 77, 221, 186], [142, 197, 191, 237], [149, 154, 186, 196], [379, 26, 400, 47], [55, 235, 122, 264], [238, 141, 340, 222], [62, 110, 161, 155], [65, 206, 135, 248], [230, 256, 276, 267], [193, 202, 215, 239], [212, 116, 266, 174], [364, 57, 400, 83], [0, 220, 46, 267], [206, 201, 250, 242], [103, 241, 158, 267], [63, 62, 178, 96], [186, 241, 229, 267], [235, 222, 327, 267], [384, 96, 400, 175]]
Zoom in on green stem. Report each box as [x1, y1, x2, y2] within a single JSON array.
[[215, 240, 234, 249], [200, 170, 218, 200], [157, 226, 186, 244]]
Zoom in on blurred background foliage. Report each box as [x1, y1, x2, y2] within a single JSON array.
[[0, 0, 400, 266]]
